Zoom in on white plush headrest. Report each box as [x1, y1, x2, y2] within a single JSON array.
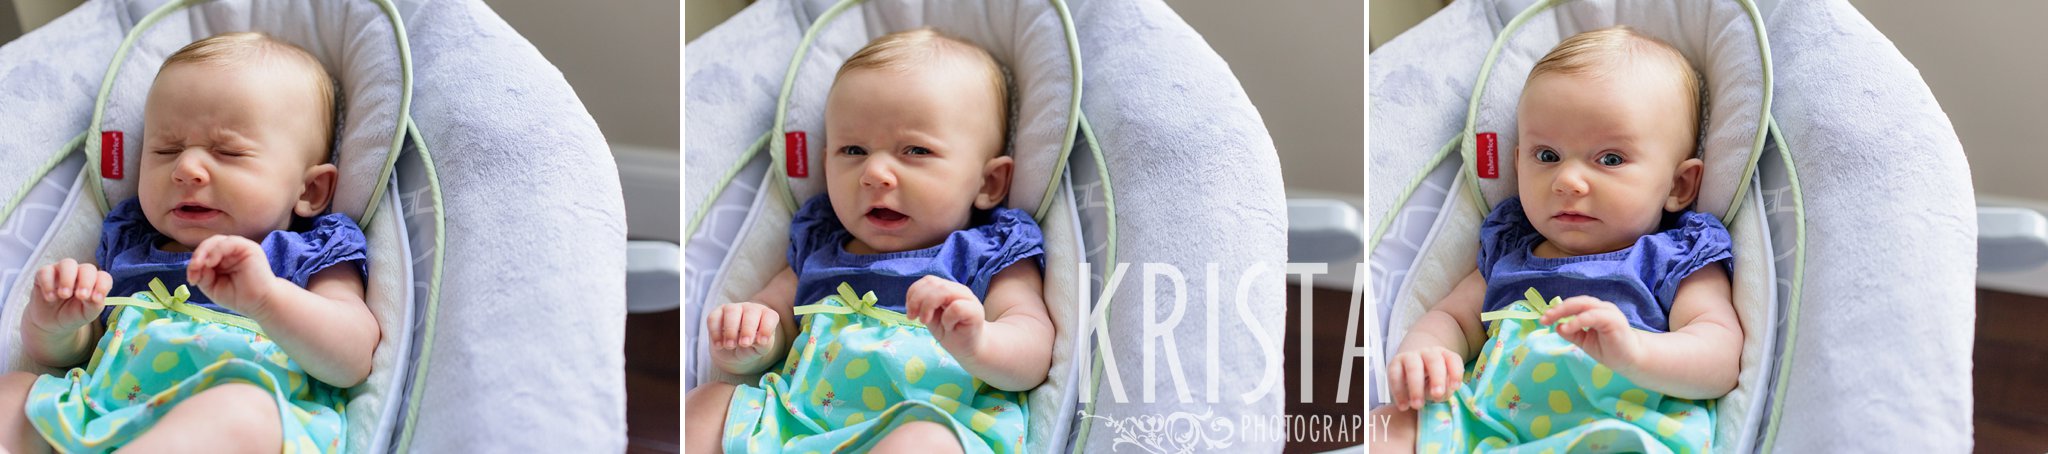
[[775, 0, 1078, 215], [1467, 0, 1769, 220], [90, 0, 407, 222]]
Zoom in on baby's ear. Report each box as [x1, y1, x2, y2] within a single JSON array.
[[974, 155, 1015, 210], [1665, 157, 1704, 212], [295, 163, 339, 218]]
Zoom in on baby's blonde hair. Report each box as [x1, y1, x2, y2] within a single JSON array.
[[160, 32, 340, 164], [1528, 26, 1706, 157], [834, 27, 1013, 155]]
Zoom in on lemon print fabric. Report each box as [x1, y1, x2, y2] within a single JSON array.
[[25, 302, 346, 453], [1413, 307, 1713, 453], [724, 294, 1028, 454]]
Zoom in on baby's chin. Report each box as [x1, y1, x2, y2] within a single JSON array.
[[151, 222, 263, 252], [847, 234, 947, 254], [153, 230, 208, 252], [1534, 229, 1635, 257]]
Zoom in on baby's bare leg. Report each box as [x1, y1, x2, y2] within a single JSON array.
[[683, 381, 737, 454], [0, 371, 49, 454], [1369, 404, 1416, 454], [123, 383, 279, 454], [869, 421, 961, 454]]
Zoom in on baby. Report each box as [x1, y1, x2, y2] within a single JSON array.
[[683, 28, 1052, 454], [0, 32, 377, 453], [1372, 27, 1741, 453]]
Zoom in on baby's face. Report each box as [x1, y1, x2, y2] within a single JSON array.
[[1515, 69, 1701, 256], [140, 61, 334, 250], [823, 64, 1010, 254]]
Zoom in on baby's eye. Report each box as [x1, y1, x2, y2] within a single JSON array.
[[1598, 152, 1625, 167], [1534, 148, 1560, 163], [840, 146, 867, 156], [905, 146, 933, 156]]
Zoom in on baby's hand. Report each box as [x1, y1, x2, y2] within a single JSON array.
[[906, 276, 985, 360], [26, 259, 111, 335], [1541, 296, 1645, 369], [1388, 346, 1464, 411], [188, 235, 280, 318], [707, 302, 781, 368]]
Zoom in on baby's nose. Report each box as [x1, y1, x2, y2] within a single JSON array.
[[1553, 170, 1588, 196], [172, 152, 209, 185], [861, 162, 896, 188]]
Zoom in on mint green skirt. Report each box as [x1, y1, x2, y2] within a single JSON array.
[[1415, 300, 1715, 454], [25, 295, 345, 453], [723, 290, 1028, 453]]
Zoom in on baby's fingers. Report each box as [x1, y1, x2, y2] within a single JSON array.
[[190, 237, 218, 268], [905, 281, 928, 323], [1430, 352, 1465, 401], [1385, 356, 1406, 409], [704, 307, 721, 343], [736, 305, 764, 347], [1551, 297, 1614, 333], [1401, 353, 1425, 410], [1540, 297, 1596, 325], [908, 277, 946, 324], [54, 259, 77, 301], [939, 299, 981, 333], [707, 306, 732, 347], [1423, 351, 1447, 401], [754, 311, 780, 345], [214, 239, 255, 271], [92, 270, 113, 305], [35, 263, 56, 303], [918, 295, 951, 327], [1578, 308, 1626, 334], [1444, 353, 1466, 395], [70, 264, 100, 301]]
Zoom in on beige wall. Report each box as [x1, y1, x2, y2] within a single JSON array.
[[1370, 0, 1445, 51], [1848, 0, 2048, 203], [7, 0, 80, 34], [685, 0, 750, 43], [485, 0, 679, 151], [1173, 0, 1364, 204]]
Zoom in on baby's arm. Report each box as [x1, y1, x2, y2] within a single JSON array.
[[1387, 268, 1487, 410], [906, 261, 1051, 392], [1542, 264, 1741, 399], [708, 266, 798, 376], [188, 235, 379, 388], [22, 259, 111, 368]]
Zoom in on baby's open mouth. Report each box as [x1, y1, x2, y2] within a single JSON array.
[[866, 207, 908, 227], [173, 204, 220, 219]]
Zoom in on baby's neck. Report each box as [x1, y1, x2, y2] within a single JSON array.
[[1531, 239, 1628, 258], [844, 238, 884, 255], [155, 239, 196, 253]]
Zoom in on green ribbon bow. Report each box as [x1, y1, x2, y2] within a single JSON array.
[[1479, 287, 1577, 329], [792, 282, 924, 328], [104, 278, 265, 335]]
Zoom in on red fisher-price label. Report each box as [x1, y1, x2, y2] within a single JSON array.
[[101, 131, 124, 180], [1476, 132, 1499, 179], [785, 131, 808, 178]]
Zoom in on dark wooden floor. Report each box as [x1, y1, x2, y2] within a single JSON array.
[[625, 309, 681, 453], [1975, 288, 2048, 453], [1285, 286, 1368, 453]]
